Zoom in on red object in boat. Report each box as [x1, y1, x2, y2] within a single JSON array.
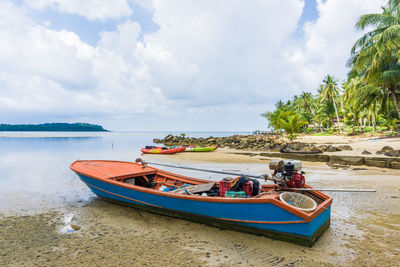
[[242, 182, 252, 197], [219, 180, 231, 197], [141, 147, 183, 154], [219, 179, 253, 197], [286, 173, 305, 188]]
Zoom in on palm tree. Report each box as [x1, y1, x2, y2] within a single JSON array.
[[279, 114, 308, 140], [318, 75, 342, 132], [296, 92, 316, 124], [350, 0, 400, 119], [261, 109, 289, 133], [343, 78, 363, 132]]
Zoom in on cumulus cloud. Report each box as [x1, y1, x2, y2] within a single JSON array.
[[283, 0, 384, 93], [0, 1, 165, 125], [0, 0, 385, 130], [24, 0, 133, 21]]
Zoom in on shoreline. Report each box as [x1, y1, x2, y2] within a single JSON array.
[[154, 134, 400, 169]]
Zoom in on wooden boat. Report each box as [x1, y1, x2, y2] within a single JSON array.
[[184, 145, 218, 152], [70, 160, 332, 246], [140, 146, 183, 154]]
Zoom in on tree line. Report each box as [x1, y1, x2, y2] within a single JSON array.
[[0, 123, 108, 132], [263, 0, 400, 138]]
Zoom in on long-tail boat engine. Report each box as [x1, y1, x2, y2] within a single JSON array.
[[269, 159, 305, 188]]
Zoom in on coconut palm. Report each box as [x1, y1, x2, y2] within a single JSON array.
[[261, 109, 291, 133], [343, 78, 364, 132], [295, 92, 316, 124], [279, 114, 308, 140], [350, 0, 400, 119], [318, 75, 342, 132]]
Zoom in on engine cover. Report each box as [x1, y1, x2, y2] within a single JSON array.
[[286, 173, 305, 188]]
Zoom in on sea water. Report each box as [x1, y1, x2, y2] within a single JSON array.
[[0, 131, 249, 215]]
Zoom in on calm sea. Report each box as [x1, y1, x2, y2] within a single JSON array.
[[0, 131, 250, 215]]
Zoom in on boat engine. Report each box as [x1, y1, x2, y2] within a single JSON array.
[[269, 160, 305, 188]]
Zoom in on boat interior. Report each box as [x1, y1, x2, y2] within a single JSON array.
[[113, 166, 326, 207]]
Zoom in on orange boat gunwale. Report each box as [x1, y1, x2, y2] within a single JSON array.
[[70, 160, 332, 222]]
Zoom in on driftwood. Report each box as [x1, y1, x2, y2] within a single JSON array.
[[280, 148, 323, 154]]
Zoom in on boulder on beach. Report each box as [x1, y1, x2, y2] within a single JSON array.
[[380, 146, 394, 152], [338, 145, 353, 151]]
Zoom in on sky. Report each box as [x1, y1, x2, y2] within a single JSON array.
[[0, 0, 385, 131]]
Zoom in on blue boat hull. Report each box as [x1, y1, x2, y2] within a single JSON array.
[[77, 173, 330, 246]]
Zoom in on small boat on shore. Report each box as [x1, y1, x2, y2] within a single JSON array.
[[167, 146, 186, 152], [140, 146, 184, 154], [185, 145, 217, 152], [70, 160, 332, 246]]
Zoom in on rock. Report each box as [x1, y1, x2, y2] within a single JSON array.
[[318, 144, 341, 152], [338, 145, 353, 151], [376, 151, 383, 155], [302, 145, 321, 152], [390, 161, 400, 169], [259, 152, 330, 162], [70, 224, 81, 231], [287, 142, 302, 150], [262, 144, 271, 150], [384, 151, 398, 157], [318, 145, 328, 152], [206, 138, 216, 144], [164, 134, 174, 141], [329, 155, 365, 166], [270, 144, 285, 152], [365, 158, 388, 168], [362, 150, 372, 155], [326, 145, 341, 152], [380, 146, 394, 152]]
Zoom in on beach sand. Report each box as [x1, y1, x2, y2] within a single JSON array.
[[1, 145, 400, 266]]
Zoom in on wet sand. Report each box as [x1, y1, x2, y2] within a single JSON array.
[[1, 151, 400, 266]]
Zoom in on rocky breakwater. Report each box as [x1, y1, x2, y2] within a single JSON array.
[[153, 134, 349, 153], [153, 134, 400, 170]]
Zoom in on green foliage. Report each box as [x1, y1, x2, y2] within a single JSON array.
[[180, 133, 186, 137], [384, 118, 399, 134], [349, 0, 400, 119], [311, 132, 332, 136], [304, 127, 314, 134], [0, 123, 108, 132], [261, 109, 294, 133], [279, 114, 308, 140], [262, 0, 400, 136]]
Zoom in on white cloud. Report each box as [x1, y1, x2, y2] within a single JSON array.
[[0, 0, 385, 130], [0, 1, 165, 124], [24, 0, 133, 21], [137, 0, 304, 106], [283, 0, 384, 93]]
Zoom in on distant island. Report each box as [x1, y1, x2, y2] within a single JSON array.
[[0, 123, 108, 132]]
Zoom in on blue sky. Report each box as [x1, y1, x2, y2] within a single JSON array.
[[0, 0, 383, 131]]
